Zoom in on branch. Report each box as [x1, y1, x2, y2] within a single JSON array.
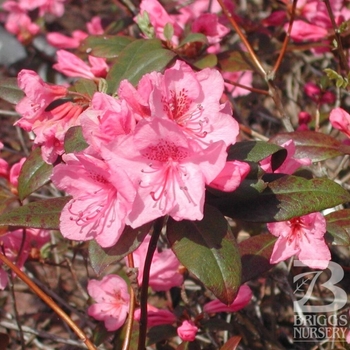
[[0, 252, 97, 350]]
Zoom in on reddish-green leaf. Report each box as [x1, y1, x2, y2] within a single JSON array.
[[0, 189, 17, 215], [209, 175, 350, 222], [0, 77, 24, 104], [89, 222, 152, 274], [167, 205, 241, 304], [269, 131, 350, 161], [239, 234, 276, 283], [18, 148, 53, 201], [64, 126, 89, 154], [0, 197, 70, 229], [147, 325, 177, 345], [178, 32, 208, 47], [80, 35, 134, 58], [325, 209, 350, 246], [220, 336, 242, 350], [218, 51, 253, 72], [106, 39, 176, 93]]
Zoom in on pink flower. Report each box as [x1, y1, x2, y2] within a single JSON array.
[[53, 50, 108, 79], [51, 153, 136, 248], [15, 70, 67, 131], [9, 157, 26, 189], [47, 30, 88, 49], [177, 320, 198, 342], [208, 160, 250, 192], [87, 275, 130, 331], [204, 284, 252, 313], [151, 60, 239, 148], [102, 118, 228, 228], [80, 92, 135, 154], [304, 82, 335, 105], [134, 304, 177, 327], [0, 228, 49, 290], [30, 101, 84, 163], [131, 235, 183, 291], [3, 1, 40, 42], [260, 140, 311, 174], [222, 70, 253, 98], [329, 107, 350, 138], [267, 212, 331, 269]]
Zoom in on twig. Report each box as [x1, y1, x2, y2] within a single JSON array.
[[269, 0, 298, 79], [137, 217, 164, 350], [224, 78, 269, 96], [7, 272, 25, 349], [323, 0, 349, 73], [0, 319, 89, 348], [217, 0, 266, 77], [239, 124, 269, 141], [0, 252, 97, 350], [122, 253, 136, 350]]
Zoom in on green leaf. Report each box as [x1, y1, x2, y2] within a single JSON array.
[[228, 141, 286, 163], [89, 222, 152, 274], [325, 209, 350, 246], [269, 131, 350, 162], [239, 234, 276, 283], [163, 22, 174, 42], [64, 126, 89, 153], [220, 336, 242, 350], [106, 39, 176, 93], [80, 35, 134, 58], [0, 197, 70, 229], [193, 54, 218, 69], [0, 77, 24, 104], [70, 78, 97, 98], [178, 32, 208, 47], [208, 175, 350, 222], [17, 148, 53, 201], [167, 205, 241, 304], [218, 51, 253, 72]]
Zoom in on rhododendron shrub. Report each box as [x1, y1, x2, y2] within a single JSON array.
[[1, 0, 350, 348]]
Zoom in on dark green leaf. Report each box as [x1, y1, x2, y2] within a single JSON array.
[[64, 126, 89, 153], [106, 39, 176, 93], [167, 205, 241, 304], [80, 35, 134, 58], [18, 148, 53, 201], [0, 77, 24, 104], [239, 234, 276, 283], [208, 176, 350, 222], [218, 51, 254, 72], [0, 197, 70, 229], [227, 141, 285, 163], [325, 209, 350, 246], [89, 222, 152, 274], [269, 131, 350, 162]]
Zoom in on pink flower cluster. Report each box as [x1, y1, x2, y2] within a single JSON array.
[[43, 60, 249, 247], [2, 0, 66, 42], [88, 264, 252, 338]]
